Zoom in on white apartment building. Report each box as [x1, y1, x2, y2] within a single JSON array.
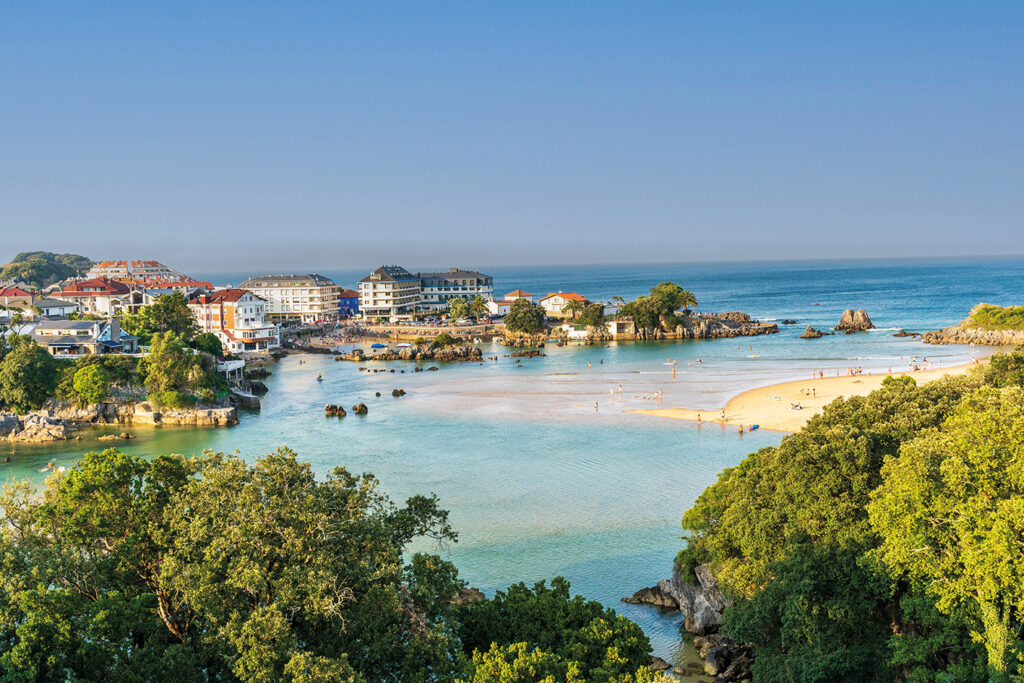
[[417, 268, 494, 311], [358, 266, 421, 320], [237, 274, 341, 323], [188, 289, 280, 353]]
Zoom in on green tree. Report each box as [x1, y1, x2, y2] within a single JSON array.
[[0, 447, 468, 681], [617, 297, 663, 334], [577, 303, 607, 330], [561, 299, 586, 320], [138, 332, 211, 405], [868, 387, 1024, 678], [121, 291, 199, 344], [449, 298, 471, 320], [456, 578, 653, 682], [722, 543, 894, 683], [0, 335, 59, 412], [190, 331, 223, 356], [71, 364, 109, 405], [984, 344, 1024, 388], [469, 295, 490, 323], [504, 298, 546, 334]]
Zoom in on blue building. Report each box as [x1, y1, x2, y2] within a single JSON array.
[[338, 288, 359, 317]]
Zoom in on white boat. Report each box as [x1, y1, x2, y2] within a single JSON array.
[[396, 342, 412, 348]]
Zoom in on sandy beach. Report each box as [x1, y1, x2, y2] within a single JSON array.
[[629, 360, 986, 433]]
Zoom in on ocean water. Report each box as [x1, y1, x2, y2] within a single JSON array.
[[3, 257, 1022, 665]]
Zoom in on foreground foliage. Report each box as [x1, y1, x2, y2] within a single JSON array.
[[678, 345, 1024, 681], [0, 448, 660, 682]]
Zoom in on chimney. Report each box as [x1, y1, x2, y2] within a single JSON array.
[[109, 317, 121, 342]]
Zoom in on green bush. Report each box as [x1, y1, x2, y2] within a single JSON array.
[[150, 391, 196, 409], [71, 365, 109, 406], [195, 387, 215, 405], [431, 332, 456, 348], [966, 304, 1024, 331]]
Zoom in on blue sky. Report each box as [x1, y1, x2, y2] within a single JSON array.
[[1, 2, 1021, 271]]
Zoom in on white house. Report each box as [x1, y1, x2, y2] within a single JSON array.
[[486, 300, 513, 317], [538, 292, 589, 317]]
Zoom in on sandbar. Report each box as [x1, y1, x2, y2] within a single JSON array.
[[629, 360, 986, 433]]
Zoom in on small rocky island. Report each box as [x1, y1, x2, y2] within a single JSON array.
[[630, 312, 778, 341], [924, 303, 1024, 346], [337, 342, 483, 362], [833, 309, 874, 333]]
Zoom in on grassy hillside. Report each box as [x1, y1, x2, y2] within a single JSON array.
[[0, 251, 93, 288]]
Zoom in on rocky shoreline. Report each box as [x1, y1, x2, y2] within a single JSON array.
[[924, 305, 1024, 346], [624, 563, 752, 681], [1, 401, 239, 443]]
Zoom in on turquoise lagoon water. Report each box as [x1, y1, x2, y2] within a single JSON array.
[[3, 257, 1022, 664]]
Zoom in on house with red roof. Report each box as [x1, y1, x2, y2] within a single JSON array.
[[538, 292, 589, 317], [188, 289, 279, 353], [52, 277, 131, 316]]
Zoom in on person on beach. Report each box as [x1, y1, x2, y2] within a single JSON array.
[[587, 361, 592, 369], [721, 409, 725, 420], [618, 384, 623, 399], [672, 366, 677, 379], [697, 413, 701, 424], [594, 402, 598, 412]]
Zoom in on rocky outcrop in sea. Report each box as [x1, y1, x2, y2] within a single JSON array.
[[923, 304, 1024, 346], [631, 312, 778, 341], [800, 325, 824, 339], [834, 309, 874, 332], [337, 343, 483, 362]]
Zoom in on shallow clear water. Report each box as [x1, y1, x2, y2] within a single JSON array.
[[4, 257, 1022, 664]]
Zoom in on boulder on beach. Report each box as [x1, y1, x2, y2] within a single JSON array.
[[834, 309, 874, 332]]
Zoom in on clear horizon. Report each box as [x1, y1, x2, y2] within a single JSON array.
[[2, 2, 1022, 270]]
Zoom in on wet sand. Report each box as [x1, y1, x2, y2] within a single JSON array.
[[628, 360, 985, 433]]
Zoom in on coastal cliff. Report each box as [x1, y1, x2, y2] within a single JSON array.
[[1, 401, 238, 443], [924, 304, 1024, 346]]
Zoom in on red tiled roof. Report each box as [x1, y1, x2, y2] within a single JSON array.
[[506, 289, 533, 297], [59, 277, 131, 295], [338, 289, 359, 298], [540, 292, 587, 302], [0, 287, 34, 297]]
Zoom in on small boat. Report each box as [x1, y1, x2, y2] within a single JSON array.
[[747, 424, 760, 432], [396, 342, 412, 348], [371, 343, 387, 349]]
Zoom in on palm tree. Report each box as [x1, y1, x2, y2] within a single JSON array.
[[469, 296, 489, 323], [562, 299, 586, 320], [679, 290, 698, 316]]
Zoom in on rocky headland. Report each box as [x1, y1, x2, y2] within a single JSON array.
[[923, 304, 1024, 346], [1, 401, 238, 443]]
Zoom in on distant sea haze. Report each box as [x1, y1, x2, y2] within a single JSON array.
[[195, 257, 1023, 333]]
